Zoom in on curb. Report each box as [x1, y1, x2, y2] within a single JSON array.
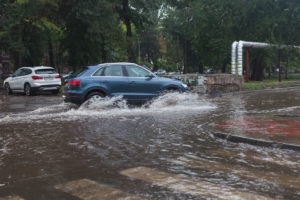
[[202, 127, 300, 152]]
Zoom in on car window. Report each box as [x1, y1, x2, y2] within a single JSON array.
[[13, 69, 23, 77], [104, 65, 123, 76], [35, 68, 56, 74], [20, 70, 26, 76], [70, 67, 88, 78], [22, 68, 32, 75], [126, 65, 151, 77], [93, 67, 105, 76]]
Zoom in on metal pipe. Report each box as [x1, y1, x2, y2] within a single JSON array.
[[233, 40, 300, 78], [237, 41, 244, 76], [231, 41, 238, 75]]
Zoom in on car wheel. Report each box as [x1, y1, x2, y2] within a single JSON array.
[[24, 84, 33, 96], [5, 83, 12, 95], [86, 91, 105, 100], [162, 87, 180, 95]]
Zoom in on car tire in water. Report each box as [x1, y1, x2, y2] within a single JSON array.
[[86, 91, 105, 101], [24, 83, 33, 96], [162, 87, 180, 95], [5, 83, 12, 95]]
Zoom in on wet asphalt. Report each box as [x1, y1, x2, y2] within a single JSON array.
[[0, 88, 300, 199]]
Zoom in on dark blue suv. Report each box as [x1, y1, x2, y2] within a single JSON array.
[[63, 63, 188, 105]]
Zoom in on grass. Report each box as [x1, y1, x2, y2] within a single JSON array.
[[272, 73, 300, 80], [60, 85, 64, 93], [244, 80, 299, 90], [244, 73, 300, 90]]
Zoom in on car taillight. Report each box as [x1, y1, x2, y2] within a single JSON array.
[[55, 75, 61, 79], [32, 76, 43, 80], [68, 80, 80, 86]]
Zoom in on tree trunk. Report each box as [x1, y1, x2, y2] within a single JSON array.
[[17, 23, 23, 69], [48, 37, 56, 70], [101, 34, 107, 63], [222, 55, 230, 73], [183, 37, 188, 74], [198, 63, 203, 73], [251, 56, 264, 81], [285, 54, 289, 79], [152, 61, 158, 71], [122, 0, 135, 62], [278, 50, 282, 82], [122, 0, 131, 37]]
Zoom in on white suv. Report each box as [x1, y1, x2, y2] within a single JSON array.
[[3, 66, 61, 96]]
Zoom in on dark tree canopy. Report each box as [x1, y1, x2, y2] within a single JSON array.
[[1, 0, 300, 76]]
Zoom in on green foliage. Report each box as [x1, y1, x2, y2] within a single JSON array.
[[60, 0, 124, 68], [0, 0, 61, 67], [2, 0, 300, 75], [162, 0, 300, 77], [156, 58, 182, 72]]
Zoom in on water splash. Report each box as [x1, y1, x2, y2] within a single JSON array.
[[80, 95, 128, 110], [30, 102, 76, 114], [148, 92, 205, 109], [0, 93, 216, 124]]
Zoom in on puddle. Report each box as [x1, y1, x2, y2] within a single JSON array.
[[0, 90, 300, 199]]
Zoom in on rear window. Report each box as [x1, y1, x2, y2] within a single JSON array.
[[70, 67, 88, 78], [35, 69, 56, 74]]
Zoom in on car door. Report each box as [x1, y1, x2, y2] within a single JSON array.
[[9, 68, 23, 89], [92, 65, 129, 97], [16, 68, 32, 90], [124, 65, 162, 100]]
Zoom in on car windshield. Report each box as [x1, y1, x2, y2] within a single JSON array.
[[35, 69, 56, 74], [70, 67, 88, 78]]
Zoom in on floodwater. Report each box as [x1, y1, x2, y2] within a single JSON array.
[[0, 88, 300, 200]]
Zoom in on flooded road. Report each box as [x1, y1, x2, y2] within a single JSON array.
[[0, 88, 300, 199]]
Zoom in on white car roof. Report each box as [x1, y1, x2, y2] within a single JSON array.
[[97, 62, 136, 66], [23, 66, 54, 70]]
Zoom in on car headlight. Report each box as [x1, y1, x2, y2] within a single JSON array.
[[182, 83, 188, 88]]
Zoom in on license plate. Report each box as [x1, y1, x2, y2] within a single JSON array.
[[44, 77, 54, 80], [44, 87, 57, 90]]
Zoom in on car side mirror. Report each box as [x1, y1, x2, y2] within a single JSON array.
[[146, 74, 155, 79]]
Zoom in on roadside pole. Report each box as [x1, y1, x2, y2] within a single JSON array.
[[278, 50, 282, 82], [245, 47, 249, 82]]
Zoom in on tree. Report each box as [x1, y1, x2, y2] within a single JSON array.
[[2, 0, 300, 76], [0, 0, 61, 69], [136, 3, 163, 70], [115, 0, 162, 62], [60, 0, 123, 69], [161, 0, 194, 73], [161, 0, 300, 78]]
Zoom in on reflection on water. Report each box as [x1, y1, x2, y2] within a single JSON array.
[[0, 90, 300, 199], [210, 89, 300, 145]]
